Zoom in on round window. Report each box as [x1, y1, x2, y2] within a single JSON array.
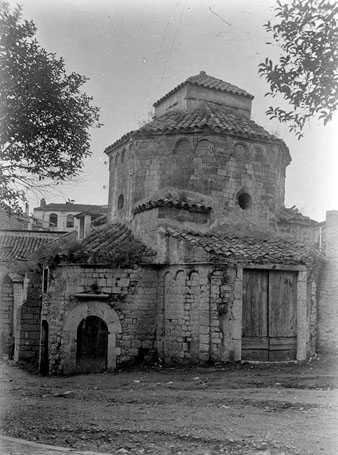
[[238, 192, 251, 210], [117, 194, 124, 210]]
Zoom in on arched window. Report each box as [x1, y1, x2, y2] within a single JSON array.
[[49, 213, 58, 227], [66, 214, 74, 228], [115, 152, 120, 166]]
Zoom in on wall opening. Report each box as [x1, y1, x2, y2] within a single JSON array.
[[66, 214, 74, 228], [40, 320, 49, 376], [238, 192, 252, 210], [118, 194, 124, 210], [76, 316, 108, 373], [49, 213, 58, 227]]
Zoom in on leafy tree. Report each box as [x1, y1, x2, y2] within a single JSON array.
[[259, 0, 338, 139], [0, 2, 101, 212]]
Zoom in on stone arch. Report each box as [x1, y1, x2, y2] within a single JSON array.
[[173, 138, 190, 155], [175, 270, 186, 283], [63, 301, 122, 373], [188, 270, 199, 281], [195, 139, 213, 157], [253, 145, 264, 161], [233, 142, 247, 157], [165, 138, 193, 189]]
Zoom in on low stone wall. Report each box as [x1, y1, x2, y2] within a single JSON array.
[[318, 211, 338, 353]]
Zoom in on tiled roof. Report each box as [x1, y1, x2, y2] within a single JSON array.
[[91, 214, 107, 226], [34, 203, 108, 213], [0, 230, 65, 261], [133, 189, 212, 215], [106, 107, 287, 151], [277, 207, 318, 226], [166, 227, 320, 266], [153, 71, 253, 107], [71, 223, 156, 265], [138, 107, 278, 140]]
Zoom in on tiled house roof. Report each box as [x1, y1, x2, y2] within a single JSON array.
[[166, 227, 320, 266], [153, 72, 254, 107], [71, 223, 156, 265], [34, 203, 107, 213], [0, 230, 65, 261], [106, 107, 288, 151]]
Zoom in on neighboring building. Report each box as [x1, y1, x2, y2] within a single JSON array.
[[0, 205, 30, 230], [0, 229, 67, 363], [32, 199, 107, 233], [40, 72, 324, 375]]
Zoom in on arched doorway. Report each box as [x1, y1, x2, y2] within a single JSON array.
[[76, 316, 108, 373], [40, 320, 49, 376]]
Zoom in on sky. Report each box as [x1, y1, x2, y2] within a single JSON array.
[[8, 0, 338, 222]]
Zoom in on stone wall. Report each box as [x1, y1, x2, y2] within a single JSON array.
[[318, 211, 338, 353], [277, 221, 318, 245], [0, 266, 42, 363], [18, 269, 43, 363], [156, 265, 242, 364], [107, 134, 289, 231], [0, 267, 14, 354], [42, 264, 158, 374]]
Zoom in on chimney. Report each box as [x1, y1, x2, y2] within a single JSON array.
[[40, 198, 46, 208], [25, 203, 29, 216]]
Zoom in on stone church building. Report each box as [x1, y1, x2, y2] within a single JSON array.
[[40, 72, 323, 375]]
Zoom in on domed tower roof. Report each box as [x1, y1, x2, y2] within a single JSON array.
[[106, 71, 289, 163]]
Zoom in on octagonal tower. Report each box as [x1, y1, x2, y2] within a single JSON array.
[[105, 72, 291, 237]]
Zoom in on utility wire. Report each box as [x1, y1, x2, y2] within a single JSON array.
[[138, 0, 177, 121], [156, 0, 187, 99]]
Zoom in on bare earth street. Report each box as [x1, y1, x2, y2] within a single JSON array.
[[0, 357, 337, 455]]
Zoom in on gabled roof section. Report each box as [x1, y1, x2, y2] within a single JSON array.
[[153, 71, 253, 107], [166, 227, 320, 266], [0, 230, 66, 261]]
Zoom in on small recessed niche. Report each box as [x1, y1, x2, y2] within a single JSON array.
[[117, 194, 124, 210], [121, 148, 126, 164], [238, 192, 252, 210]]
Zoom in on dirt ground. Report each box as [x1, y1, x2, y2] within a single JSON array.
[[0, 356, 337, 455]]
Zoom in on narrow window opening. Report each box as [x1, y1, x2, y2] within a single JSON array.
[[118, 194, 124, 210]]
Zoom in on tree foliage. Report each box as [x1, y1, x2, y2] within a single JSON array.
[[0, 2, 101, 212], [259, 0, 338, 139]]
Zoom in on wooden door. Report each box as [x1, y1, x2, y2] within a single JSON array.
[[268, 271, 297, 360], [242, 270, 297, 361]]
